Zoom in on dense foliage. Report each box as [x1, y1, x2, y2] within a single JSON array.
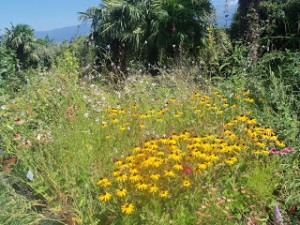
[[80, 0, 212, 71], [231, 0, 300, 50], [0, 46, 16, 93]]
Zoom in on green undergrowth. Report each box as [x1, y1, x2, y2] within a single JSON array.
[[0, 66, 299, 224]]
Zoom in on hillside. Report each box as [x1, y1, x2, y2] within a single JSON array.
[[34, 23, 91, 42]]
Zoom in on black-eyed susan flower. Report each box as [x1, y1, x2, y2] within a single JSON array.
[[119, 126, 126, 131], [225, 157, 237, 165], [236, 115, 248, 122], [244, 97, 254, 103], [131, 104, 138, 109], [121, 203, 134, 214], [150, 173, 160, 180], [97, 178, 111, 187], [256, 142, 266, 148], [99, 192, 112, 202], [173, 163, 183, 171], [116, 188, 127, 197], [246, 118, 257, 125], [112, 118, 119, 123], [197, 163, 207, 170], [149, 184, 159, 193], [133, 147, 141, 152], [112, 169, 122, 177], [154, 158, 163, 167], [129, 168, 138, 174], [116, 173, 128, 182], [269, 135, 278, 141], [120, 163, 130, 169], [275, 140, 285, 147], [156, 151, 165, 156], [252, 150, 269, 155], [136, 182, 148, 190], [168, 153, 182, 161], [182, 179, 191, 187], [164, 169, 175, 177], [114, 160, 123, 166], [129, 173, 142, 182], [205, 161, 212, 168], [160, 190, 170, 198]]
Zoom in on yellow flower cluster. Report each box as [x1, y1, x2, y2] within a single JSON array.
[[97, 90, 284, 214]]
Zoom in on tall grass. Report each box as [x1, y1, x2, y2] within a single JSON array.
[[0, 62, 299, 224]]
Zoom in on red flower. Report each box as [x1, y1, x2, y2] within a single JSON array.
[[182, 163, 192, 175]]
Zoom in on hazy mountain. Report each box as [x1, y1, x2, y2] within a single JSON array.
[[34, 23, 91, 42]]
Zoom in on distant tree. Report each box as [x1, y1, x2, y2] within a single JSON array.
[[3, 24, 61, 70], [3, 24, 36, 69], [30, 39, 60, 70]]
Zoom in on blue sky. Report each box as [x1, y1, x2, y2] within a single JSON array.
[[212, 0, 238, 25], [0, 0, 237, 33], [0, 0, 100, 32]]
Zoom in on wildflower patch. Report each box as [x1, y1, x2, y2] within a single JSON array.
[[96, 90, 286, 215]]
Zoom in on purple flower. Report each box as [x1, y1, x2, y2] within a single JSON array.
[[269, 148, 280, 154], [283, 147, 295, 153], [269, 147, 295, 155], [274, 205, 283, 224]]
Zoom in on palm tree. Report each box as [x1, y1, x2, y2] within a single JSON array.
[[80, 0, 212, 69], [231, 0, 260, 43], [238, 0, 260, 43], [149, 0, 212, 62], [3, 24, 36, 68]]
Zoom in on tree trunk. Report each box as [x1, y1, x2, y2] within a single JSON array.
[[238, 0, 260, 61], [238, 0, 260, 43]]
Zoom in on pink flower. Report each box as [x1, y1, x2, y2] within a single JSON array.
[[270, 147, 295, 155], [283, 147, 295, 154], [184, 167, 191, 175], [269, 148, 280, 154], [182, 163, 192, 175]]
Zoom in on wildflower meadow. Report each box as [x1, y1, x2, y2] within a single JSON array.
[[1, 69, 299, 224], [1, 0, 300, 224]]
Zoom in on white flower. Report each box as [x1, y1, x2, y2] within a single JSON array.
[[26, 170, 34, 181]]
